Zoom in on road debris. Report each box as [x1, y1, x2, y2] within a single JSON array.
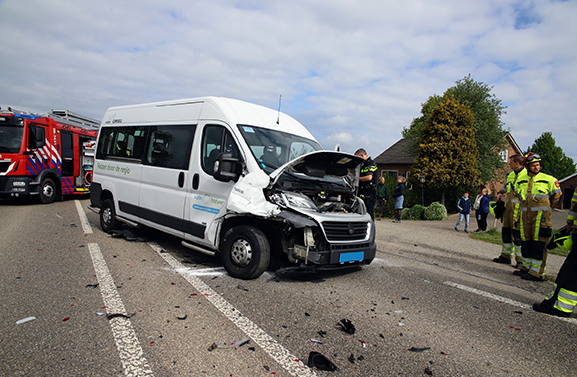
[[311, 338, 323, 344], [85, 283, 99, 289], [176, 314, 187, 320], [338, 318, 356, 334], [208, 338, 250, 351], [307, 351, 338, 371], [408, 346, 431, 352], [15, 317, 36, 325], [106, 312, 135, 320]]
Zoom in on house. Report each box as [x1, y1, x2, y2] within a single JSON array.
[[558, 172, 577, 209], [374, 133, 523, 196], [373, 138, 414, 179]]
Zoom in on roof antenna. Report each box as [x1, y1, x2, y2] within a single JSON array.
[[276, 95, 282, 124]]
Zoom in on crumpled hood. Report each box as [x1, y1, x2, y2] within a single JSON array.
[[268, 150, 363, 192]]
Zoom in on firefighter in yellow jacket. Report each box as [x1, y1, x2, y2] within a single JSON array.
[[513, 152, 561, 281], [493, 154, 526, 266]]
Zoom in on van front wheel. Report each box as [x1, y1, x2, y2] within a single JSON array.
[[100, 199, 120, 232], [220, 225, 270, 280]]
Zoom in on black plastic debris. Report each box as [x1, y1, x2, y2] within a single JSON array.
[[425, 366, 434, 376], [236, 285, 249, 291], [317, 330, 327, 338], [106, 312, 135, 320], [514, 311, 523, 315], [357, 355, 365, 361], [348, 353, 355, 363], [85, 283, 99, 289], [109, 228, 148, 242], [339, 319, 356, 334], [305, 312, 311, 317], [408, 346, 431, 352], [307, 351, 338, 371], [379, 333, 385, 339], [208, 338, 250, 351]]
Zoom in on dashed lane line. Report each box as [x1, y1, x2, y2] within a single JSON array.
[[444, 281, 577, 324], [88, 243, 154, 376], [148, 242, 318, 377], [74, 200, 93, 234]]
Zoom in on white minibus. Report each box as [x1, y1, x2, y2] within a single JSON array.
[[90, 97, 375, 279]]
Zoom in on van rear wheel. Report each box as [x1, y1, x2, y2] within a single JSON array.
[[100, 199, 120, 232], [220, 225, 270, 280]]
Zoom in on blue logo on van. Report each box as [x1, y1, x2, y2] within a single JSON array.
[[193, 204, 220, 214]]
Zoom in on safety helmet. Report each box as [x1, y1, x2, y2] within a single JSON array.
[[546, 228, 573, 251], [523, 152, 541, 165]]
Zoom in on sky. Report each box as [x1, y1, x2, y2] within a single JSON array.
[[1, 0, 576, 166]]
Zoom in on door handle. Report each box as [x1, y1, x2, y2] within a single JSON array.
[[178, 172, 185, 188], [193, 173, 199, 190]]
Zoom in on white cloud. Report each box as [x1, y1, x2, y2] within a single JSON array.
[[0, 0, 576, 167]]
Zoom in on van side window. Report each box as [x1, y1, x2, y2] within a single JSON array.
[[145, 125, 195, 169], [96, 126, 147, 161], [201, 125, 239, 175]]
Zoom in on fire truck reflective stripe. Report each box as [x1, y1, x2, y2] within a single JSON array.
[[62, 177, 74, 194]]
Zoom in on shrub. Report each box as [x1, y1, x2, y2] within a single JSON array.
[[401, 208, 411, 220], [423, 202, 447, 221], [408, 205, 425, 220]]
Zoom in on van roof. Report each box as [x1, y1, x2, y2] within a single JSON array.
[[102, 97, 317, 142]]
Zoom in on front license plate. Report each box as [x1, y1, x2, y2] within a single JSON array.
[[339, 251, 364, 263]]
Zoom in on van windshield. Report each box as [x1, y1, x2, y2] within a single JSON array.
[[0, 125, 24, 153], [238, 124, 322, 172]]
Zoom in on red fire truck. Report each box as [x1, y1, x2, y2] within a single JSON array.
[[0, 108, 99, 204]]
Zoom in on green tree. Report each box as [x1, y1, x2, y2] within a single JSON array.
[[526, 132, 576, 179], [410, 96, 479, 204], [403, 75, 508, 183]]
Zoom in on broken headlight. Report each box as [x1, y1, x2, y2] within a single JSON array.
[[271, 192, 318, 211]]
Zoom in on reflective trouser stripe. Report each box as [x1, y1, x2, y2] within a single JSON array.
[[533, 211, 543, 241], [514, 244, 522, 260], [530, 259, 544, 274], [555, 288, 577, 314], [502, 243, 514, 258]]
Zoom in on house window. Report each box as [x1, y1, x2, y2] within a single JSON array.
[[500, 149, 508, 162], [381, 170, 398, 178]]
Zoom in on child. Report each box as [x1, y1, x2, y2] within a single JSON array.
[[454, 192, 470, 233]]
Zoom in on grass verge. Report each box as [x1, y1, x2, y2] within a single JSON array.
[[469, 228, 568, 257]]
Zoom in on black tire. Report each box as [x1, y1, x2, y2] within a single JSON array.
[[220, 225, 271, 280], [100, 199, 120, 232], [39, 177, 56, 204]]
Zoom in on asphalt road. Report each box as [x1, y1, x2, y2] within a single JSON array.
[[1, 197, 575, 377]]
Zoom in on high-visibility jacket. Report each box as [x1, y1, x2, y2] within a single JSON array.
[[501, 168, 526, 228], [514, 171, 561, 241]]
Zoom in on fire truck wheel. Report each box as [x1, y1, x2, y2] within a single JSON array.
[[39, 177, 56, 204], [100, 199, 120, 232], [220, 225, 270, 280]]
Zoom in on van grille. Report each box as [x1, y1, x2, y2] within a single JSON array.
[[322, 221, 368, 241]]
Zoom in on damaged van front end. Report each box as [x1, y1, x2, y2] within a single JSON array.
[[224, 150, 376, 274]]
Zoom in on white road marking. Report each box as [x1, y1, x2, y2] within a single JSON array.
[[148, 242, 318, 377], [88, 243, 154, 376], [75, 200, 93, 234], [444, 281, 577, 324]]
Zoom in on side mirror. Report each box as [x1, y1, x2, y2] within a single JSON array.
[[213, 152, 242, 182]]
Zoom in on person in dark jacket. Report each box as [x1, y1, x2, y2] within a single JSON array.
[[375, 176, 389, 220], [392, 176, 406, 223], [476, 188, 491, 232], [454, 192, 471, 233]]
